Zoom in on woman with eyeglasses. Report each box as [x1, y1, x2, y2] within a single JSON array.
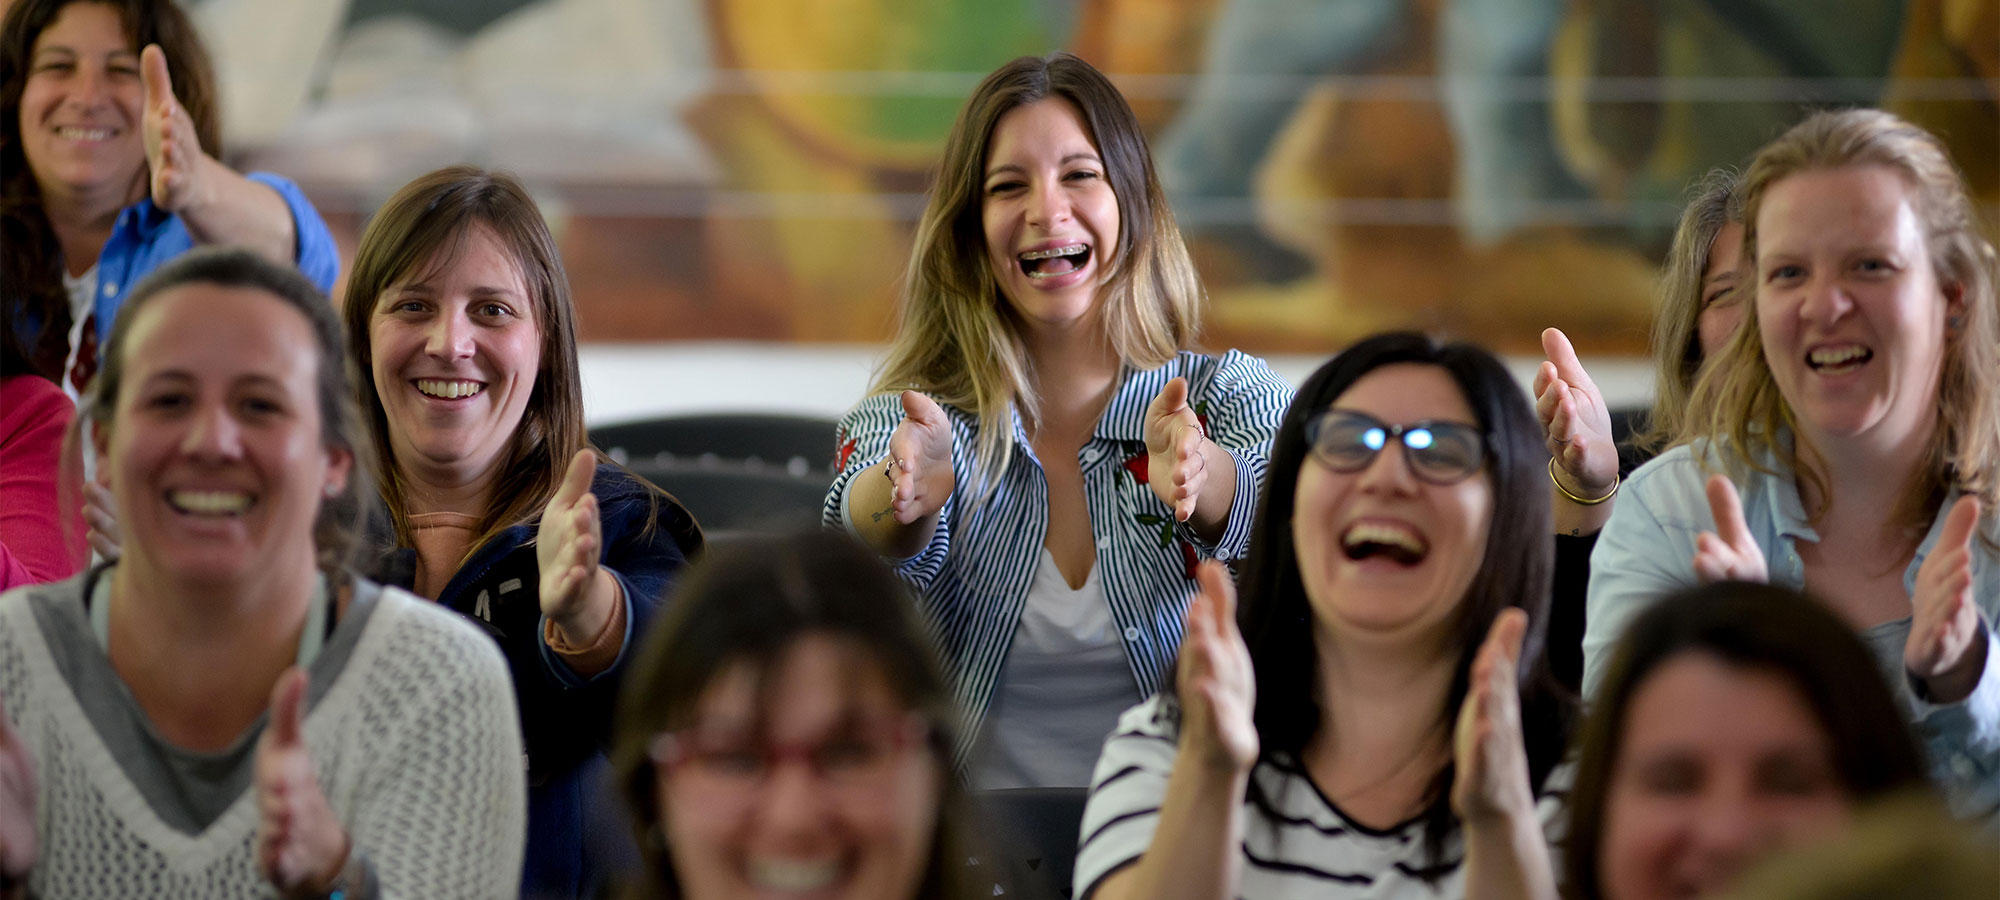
[[610, 530, 977, 900], [1076, 332, 1574, 900]]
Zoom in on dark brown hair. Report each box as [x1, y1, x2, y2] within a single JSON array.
[[1, 0, 220, 379], [610, 530, 974, 900], [1564, 581, 1928, 900]]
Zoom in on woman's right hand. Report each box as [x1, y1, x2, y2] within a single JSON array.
[[0, 694, 38, 895], [1533, 327, 1618, 500], [83, 482, 121, 563], [883, 391, 955, 524], [1177, 561, 1258, 773], [1693, 474, 1767, 584]]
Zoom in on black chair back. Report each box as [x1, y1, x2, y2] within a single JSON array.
[[591, 413, 839, 476], [968, 787, 1089, 900]]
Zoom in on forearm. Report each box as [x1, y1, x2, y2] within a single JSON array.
[[176, 156, 296, 264], [548, 568, 620, 648], [1462, 809, 1557, 900], [1185, 440, 1237, 545], [1093, 761, 1246, 900], [1550, 476, 1615, 536], [845, 456, 940, 560]]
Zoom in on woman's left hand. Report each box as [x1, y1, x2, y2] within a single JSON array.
[[140, 45, 209, 213], [1907, 496, 1989, 703], [1145, 377, 1207, 523], [536, 450, 604, 624], [1452, 608, 1536, 824], [255, 669, 350, 899]]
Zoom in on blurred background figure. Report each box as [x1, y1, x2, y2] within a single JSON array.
[[1566, 581, 1931, 900], [610, 530, 977, 900]]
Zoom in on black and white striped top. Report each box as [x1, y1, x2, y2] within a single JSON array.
[[823, 350, 1293, 761], [1075, 696, 1568, 900]]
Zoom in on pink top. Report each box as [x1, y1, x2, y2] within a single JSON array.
[[1, 375, 86, 590]]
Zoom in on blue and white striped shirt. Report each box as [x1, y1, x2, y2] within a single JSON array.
[[824, 350, 1293, 761]]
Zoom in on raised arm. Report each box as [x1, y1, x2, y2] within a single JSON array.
[[843, 391, 957, 561], [1535, 328, 1620, 537], [140, 45, 296, 265]]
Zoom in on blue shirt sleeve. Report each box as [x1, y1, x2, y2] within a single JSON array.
[[245, 171, 340, 291]]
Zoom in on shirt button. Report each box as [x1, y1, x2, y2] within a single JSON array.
[[1953, 755, 1976, 778], [1123, 626, 1141, 643], [102, 282, 117, 297], [1096, 535, 1111, 550]]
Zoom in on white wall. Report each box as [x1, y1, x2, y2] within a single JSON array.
[[579, 343, 1656, 425]]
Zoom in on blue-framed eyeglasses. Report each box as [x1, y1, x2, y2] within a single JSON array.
[[1303, 410, 1486, 485]]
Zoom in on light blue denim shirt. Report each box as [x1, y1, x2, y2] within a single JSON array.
[[1587, 440, 2000, 822]]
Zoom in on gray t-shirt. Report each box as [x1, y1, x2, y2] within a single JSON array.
[[28, 567, 380, 833]]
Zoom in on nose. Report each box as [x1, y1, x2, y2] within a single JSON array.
[[1025, 179, 1072, 230], [1681, 783, 1769, 885], [1797, 271, 1854, 327], [181, 400, 243, 461], [751, 756, 834, 839], [64, 64, 111, 111], [424, 308, 474, 361], [1356, 440, 1421, 495]]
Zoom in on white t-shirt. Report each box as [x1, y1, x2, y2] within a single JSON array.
[[59, 263, 97, 405], [967, 548, 1139, 789], [1074, 695, 1568, 900]]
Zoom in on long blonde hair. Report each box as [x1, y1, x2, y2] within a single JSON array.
[[1638, 168, 1741, 452], [873, 53, 1202, 499], [1684, 109, 2000, 533]]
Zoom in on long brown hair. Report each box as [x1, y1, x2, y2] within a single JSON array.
[[1, 0, 219, 380], [1683, 108, 2000, 534], [341, 165, 591, 557], [873, 52, 1202, 501], [1637, 167, 1741, 452]]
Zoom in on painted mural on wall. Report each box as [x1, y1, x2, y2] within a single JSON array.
[[195, 0, 1997, 353]]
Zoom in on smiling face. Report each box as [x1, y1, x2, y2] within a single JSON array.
[[1695, 222, 1746, 360], [1754, 165, 1957, 457], [657, 635, 944, 900], [98, 283, 350, 587], [1291, 363, 1493, 651], [1599, 652, 1852, 900], [980, 97, 1121, 331], [368, 223, 542, 493], [18, 2, 147, 207]]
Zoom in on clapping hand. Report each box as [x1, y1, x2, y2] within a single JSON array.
[[882, 391, 955, 525], [254, 670, 349, 898], [1176, 561, 1257, 773], [1533, 328, 1617, 502], [1907, 496, 1989, 702], [1451, 609, 1535, 823], [536, 450, 604, 622], [1145, 377, 1207, 523], [1693, 475, 1766, 584], [140, 45, 208, 213]]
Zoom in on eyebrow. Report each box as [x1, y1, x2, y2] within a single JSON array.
[[32, 46, 139, 60], [138, 370, 289, 392], [984, 152, 1103, 180]]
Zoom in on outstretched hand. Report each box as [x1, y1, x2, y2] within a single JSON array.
[[882, 391, 955, 525], [1145, 377, 1208, 523], [1176, 561, 1257, 773], [1907, 496, 1989, 702], [1451, 609, 1536, 824], [1533, 328, 1617, 501], [537, 450, 604, 622], [1693, 475, 1766, 584], [0, 693, 37, 892], [254, 669, 349, 898], [140, 45, 208, 213]]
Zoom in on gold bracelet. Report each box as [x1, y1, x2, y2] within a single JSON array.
[[1549, 456, 1618, 505]]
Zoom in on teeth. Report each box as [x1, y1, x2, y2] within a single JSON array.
[[416, 379, 484, 399], [57, 126, 113, 141], [1018, 243, 1088, 260], [1808, 346, 1870, 367], [1342, 522, 1425, 555], [169, 490, 251, 516], [748, 857, 841, 891]]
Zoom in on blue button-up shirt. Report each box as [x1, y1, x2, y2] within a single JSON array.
[[1589, 440, 2000, 821], [19, 172, 340, 354]]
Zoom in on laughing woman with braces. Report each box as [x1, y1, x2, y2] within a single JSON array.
[[824, 52, 1293, 788]]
